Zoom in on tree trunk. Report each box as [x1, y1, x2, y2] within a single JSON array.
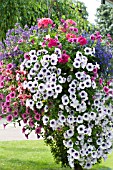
[[74, 163, 83, 170]]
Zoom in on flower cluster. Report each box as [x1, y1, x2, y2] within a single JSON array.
[[0, 18, 113, 169]]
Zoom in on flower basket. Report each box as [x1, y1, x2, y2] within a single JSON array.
[[0, 18, 113, 170]]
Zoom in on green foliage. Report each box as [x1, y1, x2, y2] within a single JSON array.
[[95, 4, 113, 37], [0, 0, 90, 40]]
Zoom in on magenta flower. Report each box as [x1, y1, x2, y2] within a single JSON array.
[[6, 107, 12, 113], [93, 68, 98, 74], [13, 111, 18, 117], [6, 115, 13, 122], [48, 38, 58, 48], [90, 34, 96, 40], [35, 127, 41, 134], [9, 91, 16, 98], [6, 95, 11, 101], [58, 53, 70, 64], [29, 119, 34, 128], [6, 63, 13, 70], [4, 101, 10, 107], [22, 113, 27, 119], [22, 127, 26, 133], [103, 86, 109, 94], [0, 93, 4, 100], [13, 45, 18, 51], [24, 52, 30, 60], [0, 75, 5, 81], [0, 81, 4, 88], [99, 78, 103, 85], [34, 113, 41, 121]]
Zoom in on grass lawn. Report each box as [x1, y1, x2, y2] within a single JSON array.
[[0, 140, 113, 170]]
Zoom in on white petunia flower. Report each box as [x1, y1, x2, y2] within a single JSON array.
[[37, 72, 44, 80], [36, 101, 43, 109], [50, 54, 58, 65], [47, 89, 54, 97], [79, 82, 85, 89], [90, 112, 96, 120], [75, 72, 83, 80], [29, 68, 36, 76], [62, 95, 69, 105], [27, 81, 33, 89], [44, 105, 49, 112], [84, 79, 92, 88], [55, 85, 62, 93], [67, 115, 75, 124], [76, 51, 83, 58], [69, 94, 76, 101], [38, 83, 45, 92], [50, 119, 57, 130], [73, 60, 81, 68], [66, 139, 74, 148], [66, 129, 74, 138], [30, 55, 37, 63], [67, 75, 72, 82], [84, 47, 92, 55], [32, 81, 38, 88], [92, 151, 98, 158], [81, 56, 88, 69], [59, 114, 66, 123], [84, 162, 92, 169], [77, 115, 83, 123], [29, 50, 36, 56], [42, 115, 49, 125], [25, 60, 32, 68], [22, 80, 28, 89], [68, 87, 76, 94], [72, 151, 80, 160], [26, 99, 34, 110], [92, 81, 96, 89], [83, 112, 89, 121], [33, 62, 40, 71], [70, 100, 79, 108], [55, 48, 62, 58], [86, 63, 94, 71], [77, 125, 85, 134], [57, 68, 61, 75], [79, 90, 88, 100]]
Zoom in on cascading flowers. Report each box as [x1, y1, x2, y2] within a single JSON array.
[[0, 18, 113, 169]]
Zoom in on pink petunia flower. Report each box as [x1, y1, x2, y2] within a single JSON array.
[[34, 113, 41, 121], [77, 36, 87, 46], [38, 18, 53, 28], [58, 53, 70, 64], [103, 86, 109, 94], [29, 119, 34, 128], [24, 52, 30, 60], [35, 127, 41, 134], [0, 81, 4, 88], [9, 91, 16, 98], [48, 38, 58, 48], [6, 115, 13, 122], [99, 78, 103, 85], [6, 63, 13, 70], [6, 95, 11, 102]]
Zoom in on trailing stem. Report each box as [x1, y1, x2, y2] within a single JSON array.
[[74, 163, 83, 170]]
